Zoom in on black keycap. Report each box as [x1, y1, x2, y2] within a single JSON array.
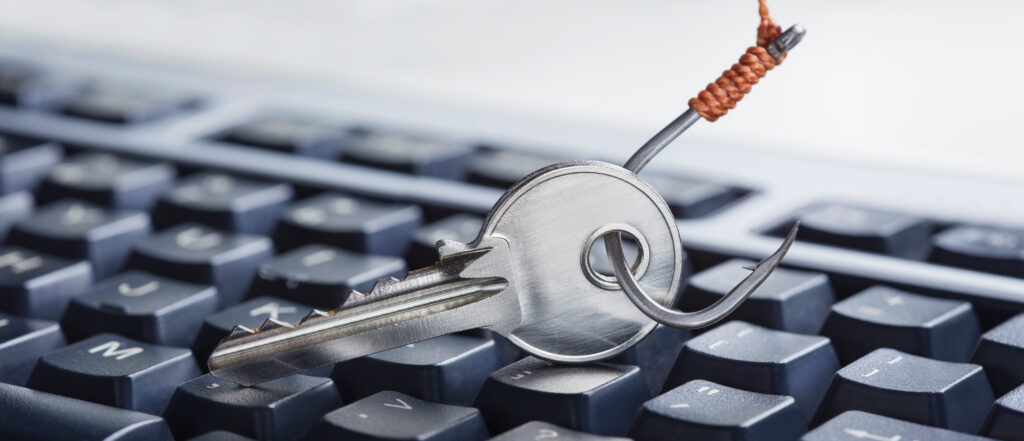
[[187, 432, 257, 441], [0, 382, 173, 441], [39, 152, 176, 210], [0, 245, 92, 320], [806, 410, 997, 441], [276, 193, 422, 256], [61, 271, 218, 347], [130, 223, 272, 307], [664, 321, 839, 420], [821, 286, 980, 363], [475, 357, 650, 436], [465, 149, 562, 188], [156, 172, 293, 235], [789, 203, 933, 258], [305, 390, 489, 441], [932, 225, 1024, 277], [0, 60, 41, 105], [163, 373, 343, 441], [491, 421, 631, 441], [0, 133, 61, 194], [0, 191, 32, 242], [9, 200, 151, 278], [27, 333, 199, 414], [406, 213, 483, 268], [60, 83, 194, 124], [609, 323, 691, 395], [630, 379, 806, 441], [341, 130, 475, 179], [251, 244, 406, 309], [218, 115, 348, 158], [815, 348, 994, 432], [983, 384, 1024, 441], [0, 312, 65, 385], [681, 259, 836, 334], [641, 174, 738, 218], [331, 334, 503, 406], [191, 296, 315, 367], [973, 313, 1024, 395]]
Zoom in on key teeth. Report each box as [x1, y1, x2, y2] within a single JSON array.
[[298, 309, 330, 325], [437, 239, 470, 257], [227, 325, 256, 339], [258, 318, 294, 331]]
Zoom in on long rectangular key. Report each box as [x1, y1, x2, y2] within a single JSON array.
[[208, 162, 688, 385]]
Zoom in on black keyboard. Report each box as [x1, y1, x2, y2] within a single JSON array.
[[0, 42, 1023, 441]]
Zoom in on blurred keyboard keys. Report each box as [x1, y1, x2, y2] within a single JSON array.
[[815, 348, 994, 432], [806, 410, 997, 441], [252, 244, 406, 309], [130, 223, 272, 307], [630, 379, 806, 441], [305, 390, 489, 441], [982, 384, 1024, 441], [642, 174, 738, 218], [681, 259, 835, 334], [789, 203, 932, 258], [609, 324, 691, 395], [9, 200, 150, 278], [491, 421, 631, 441], [163, 374, 342, 441], [0, 312, 65, 385], [341, 130, 474, 179], [331, 334, 503, 406], [27, 333, 199, 414], [191, 296, 314, 367], [0, 246, 92, 320], [156, 172, 292, 235], [972, 313, 1024, 395], [61, 271, 217, 347], [186, 432, 257, 441], [821, 286, 980, 363], [60, 83, 195, 124], [475, 357, 650, 436], [465, 149, 561, 188], [0, 382, 173, 441], [406, 213, 482, 268], [39, 153, 175, 210], [217, 115, 347, 158], [0, 133, 61, 195], [0, 191, 32, 242], [276, 193, 422, 256], [932, 225, 1024, 277]]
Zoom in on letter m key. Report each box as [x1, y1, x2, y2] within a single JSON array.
[[88, 340, 144, 360]]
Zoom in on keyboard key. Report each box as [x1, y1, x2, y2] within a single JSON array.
[[331, 334, 503, 406], [27, 333, 199, 414], [973, 313, 1024, 395], [60, 83, 195, 124], [341, 130, 475, 179], [217, 115, 348, 158], [681, 259, 836, 334], [475, 357, 650, 436], [0, 191, 32, 242], [806, 410, 997, 441], [815, 348, 994, 432], [0, 382, 173, 440], [491, 421, 631, 441], [130, 223, 272, 307], [9, 200, 151, 278], [163, 373, 343, 441], [665, 321, 838, 420], [642, 174, 738, 218], [983, 385, 1024, 441], [630, 379, 806, 441], [251, 244, 406, 309], [39, 153, 176, 210], [789, 203, 933, 258], [0, 133, 61, 195], [821, 286, 981, 363], [156, 172, 293, 235], [61, 271, 218, 347], [305, 390, 489, 441], [406, 213, 483, 268], [465, 149, 562, 188], [932, 225, 1024, 277], [0, 60, 42, 105], [609, 324, 692, 395], [186, 432, 257, 441], [0, 312, 65, 385], [276, 193, 422, 256], [0, 246, 92, 320], [191, 296, 315, 367]]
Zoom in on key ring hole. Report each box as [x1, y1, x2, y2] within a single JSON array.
[[582, 224, 651, 291]]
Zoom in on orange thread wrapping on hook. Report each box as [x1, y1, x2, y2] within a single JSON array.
[[688, 0, 785, 122]]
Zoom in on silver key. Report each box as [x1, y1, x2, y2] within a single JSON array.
[[208, 160, 684, 385]]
